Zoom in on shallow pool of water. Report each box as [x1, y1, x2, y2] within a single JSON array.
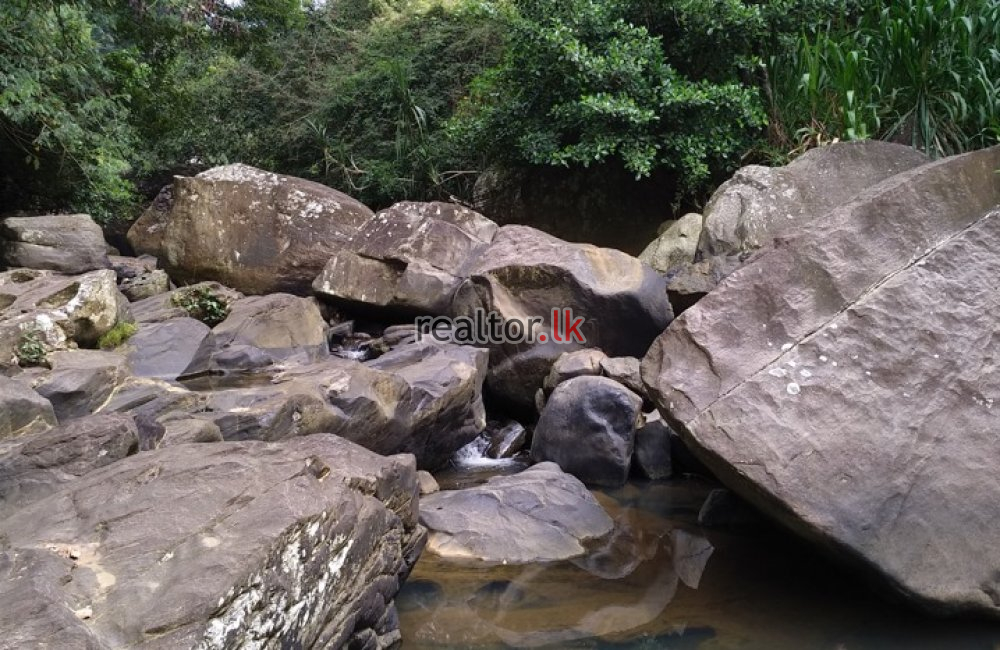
[[398, 477, 1000, 649]]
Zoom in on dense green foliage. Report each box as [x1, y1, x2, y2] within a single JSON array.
[[171, 285, 230, 326], [449, 0, 766, 194], [768, 0, 1000, 157], [0, 0, 140, 221], [1, 0, 997, 223]]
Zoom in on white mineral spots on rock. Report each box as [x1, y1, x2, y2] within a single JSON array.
[[768, 368, 788, 378], [786, 382, 801, 395]]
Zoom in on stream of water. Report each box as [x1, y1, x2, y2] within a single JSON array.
[[398, 471, 1000, 649]]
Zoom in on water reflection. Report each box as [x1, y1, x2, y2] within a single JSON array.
[[398, 477, 1000, 649]]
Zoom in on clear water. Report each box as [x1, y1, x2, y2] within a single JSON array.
[[398, 475, 1000, 649]]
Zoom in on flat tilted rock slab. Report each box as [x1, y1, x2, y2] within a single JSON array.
[[419, 462, 613, 564], [642, 146, 1000, 617], [0, 434, 425, 649]]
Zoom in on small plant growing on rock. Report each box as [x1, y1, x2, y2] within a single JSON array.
[[16, 328, 47, 367], [97, 321, 138, 349], [171, 287, 230, 326]]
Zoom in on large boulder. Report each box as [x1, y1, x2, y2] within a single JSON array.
[[0, 434, 425, 649], [0, 269, 130, 365], [1, 214, 110, 274], [698, 141, 929, 257], [127, 164, 374, 295], [32, 350, 131, 421], [638, 212, 702, 273], [531, 375, 643, 487], [419, 462, 613, 563], [0, 376, 57, 439], [452, 225, 672, 410], [313, 201, 498, 315], [642, 145, 1000, 617], [181, 294, 328, 376], [0, 413, 138, 516], [126, 317, 212, 379]]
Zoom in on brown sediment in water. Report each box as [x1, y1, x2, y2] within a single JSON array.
[[398, 478, 1000, 649]]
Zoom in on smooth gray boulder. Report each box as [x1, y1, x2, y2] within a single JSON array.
[[642, 145, 1000, 617], [0, 376, 56, 439], [452, 225, 672, 411], [313, 201, 498, 315], [0, 434, 425, 649], [32, 350, 130, 421], [181, 293, 328, 376], [638, 212, 702, 273], [532, 376, 643, 487], [1, 214, 110, 274], [0, 413, 138, 516], [159, 416, 224, 446], [126, 317, 211, 379], [420, 462, 613, 563], [128, 164, 374, 295], [698, 141, 929, 257]]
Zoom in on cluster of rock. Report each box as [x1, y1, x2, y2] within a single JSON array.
[[4, 137, 1000, 644], [0, 164, 677, 646]]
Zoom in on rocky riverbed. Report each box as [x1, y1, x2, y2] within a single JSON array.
[[2, 141, 1000, 647]]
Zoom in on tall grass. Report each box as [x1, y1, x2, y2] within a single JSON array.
[[767, 0, 1000, 157]]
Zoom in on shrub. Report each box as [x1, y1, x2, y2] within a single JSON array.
[[171, 287, 230, 326], [97, 321, 139, 349], [15, 328, 47, 367], [767, 0, 1000, 157], [450, 0, 767, 199]]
